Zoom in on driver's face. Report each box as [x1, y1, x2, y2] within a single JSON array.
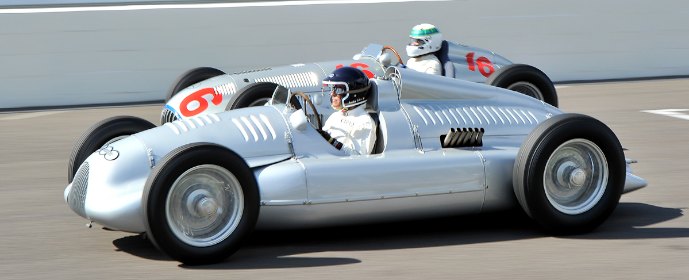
[[330, 91, 343, 110], [410, 38, 425, 46]]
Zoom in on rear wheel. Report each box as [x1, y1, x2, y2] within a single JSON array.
[[487, 64, 558, 107], [513, 113, 625, 234], [67, 116, 155, 183], [143, 143, 259, 265]]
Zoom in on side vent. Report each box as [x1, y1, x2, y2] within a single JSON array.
[[254, 72, 320, 88], [440, 128, 485, 148]]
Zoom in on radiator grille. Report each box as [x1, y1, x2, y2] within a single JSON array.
[[160, 107, 178, 124], [68, 162, 89, 219]]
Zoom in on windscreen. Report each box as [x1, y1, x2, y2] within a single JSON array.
[[269, 84, 290, 106]]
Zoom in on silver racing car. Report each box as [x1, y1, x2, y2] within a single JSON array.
[[159, 42, 558, 124], [64, 66, 645, 265]]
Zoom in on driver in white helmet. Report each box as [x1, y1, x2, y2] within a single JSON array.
[[406, 23, 443, 75], [318, 67, 377, 155]]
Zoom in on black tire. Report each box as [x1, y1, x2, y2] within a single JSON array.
[[67, 116, 156, 183], [166, 67, 225, 103], [512, 113, 625, 234], [143, 143, 259, 265], [487, 64, 558, 107], [227, 82, 280, 110]]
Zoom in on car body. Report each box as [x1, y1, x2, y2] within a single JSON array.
[[160, 42, 558, 124], [65, 67, 645, 265]]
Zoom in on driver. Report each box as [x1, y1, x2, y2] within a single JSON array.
[[318, 67, 377, 155], [405, 23, 443, 75]]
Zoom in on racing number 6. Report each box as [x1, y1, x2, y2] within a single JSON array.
[[336, 63, 375, 78], [466, 52, 495, 78], [179, 88, 222, 117]]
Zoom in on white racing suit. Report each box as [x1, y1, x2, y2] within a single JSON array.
[[322, 105, 377, 155], [406, 54, 442, 75]]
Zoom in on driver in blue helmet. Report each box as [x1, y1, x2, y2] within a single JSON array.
[[318, 67, 377, 155]]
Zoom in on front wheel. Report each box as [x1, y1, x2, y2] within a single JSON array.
[[67, 116, 156, 183], [165, 67, 225, 103], [143, 143, 259, 265], [513, 113, 625, 234]]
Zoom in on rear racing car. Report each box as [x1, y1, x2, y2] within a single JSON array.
[[160, 41, 558, 124]]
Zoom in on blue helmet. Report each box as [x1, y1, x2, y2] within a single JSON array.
[[322, 67, 371, 109]]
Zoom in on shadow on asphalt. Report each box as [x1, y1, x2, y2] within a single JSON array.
[[111, 202, 686, 269]]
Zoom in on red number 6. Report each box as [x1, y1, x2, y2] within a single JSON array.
[[180, 88, 222, 117], [336, 63, 375, 78]]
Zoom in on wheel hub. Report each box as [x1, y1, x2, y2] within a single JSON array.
[[166, 164, 245, 247], [555, 161, 588, 189], [186, 189, 219, 218], [543, 139, 609, 215], [570, 168, 587, 188]]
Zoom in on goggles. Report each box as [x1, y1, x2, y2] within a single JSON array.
[[323, 81, 349, 95]]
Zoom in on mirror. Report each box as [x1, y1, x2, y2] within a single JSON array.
[[312, 92, 323, 105]]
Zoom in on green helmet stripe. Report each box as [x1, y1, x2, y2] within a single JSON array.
[[410, 26, 439, 37]]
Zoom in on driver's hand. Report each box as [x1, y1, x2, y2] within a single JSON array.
[[317, 129, 343, 150], [317, 129, 331, 140]]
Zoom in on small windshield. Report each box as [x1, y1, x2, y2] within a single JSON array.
[[270, 84, 290, 106], [355, 44, 384, 60]]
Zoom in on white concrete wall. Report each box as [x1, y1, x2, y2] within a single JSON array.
[[2, 0, 688, 109]]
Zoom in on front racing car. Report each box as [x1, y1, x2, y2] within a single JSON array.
[[64, 66, 645, 265]]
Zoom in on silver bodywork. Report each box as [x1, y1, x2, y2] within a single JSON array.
[[65, 67, 646, 233], [162, 42, 513, 122]]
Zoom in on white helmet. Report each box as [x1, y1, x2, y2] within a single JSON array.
[[406, 23, 443, 58]]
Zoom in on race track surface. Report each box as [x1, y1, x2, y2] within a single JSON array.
[[1, 78, 688, 279]]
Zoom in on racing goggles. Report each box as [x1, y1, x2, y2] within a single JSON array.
[[323, 81, 370, 95], [323, 81, 349, 95]]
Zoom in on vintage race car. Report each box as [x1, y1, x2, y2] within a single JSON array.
[[159, 41, 558, 124], [64, 66, 645, 265]]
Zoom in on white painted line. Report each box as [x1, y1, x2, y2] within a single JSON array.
[[0, 111, 65, 121], [0, 0, 447, 14], [642, 109, 689, 121]]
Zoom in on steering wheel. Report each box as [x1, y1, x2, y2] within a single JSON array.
[[292, 91, 322, 130], [382, 45, 404, 66]]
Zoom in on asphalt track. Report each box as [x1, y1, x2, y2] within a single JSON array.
[[1, 78, 688, 279]]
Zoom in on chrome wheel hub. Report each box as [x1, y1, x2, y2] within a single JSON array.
[[186, 189, 219, 218], [166, 164, 244, 247], [544, 139, 608, 215]]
